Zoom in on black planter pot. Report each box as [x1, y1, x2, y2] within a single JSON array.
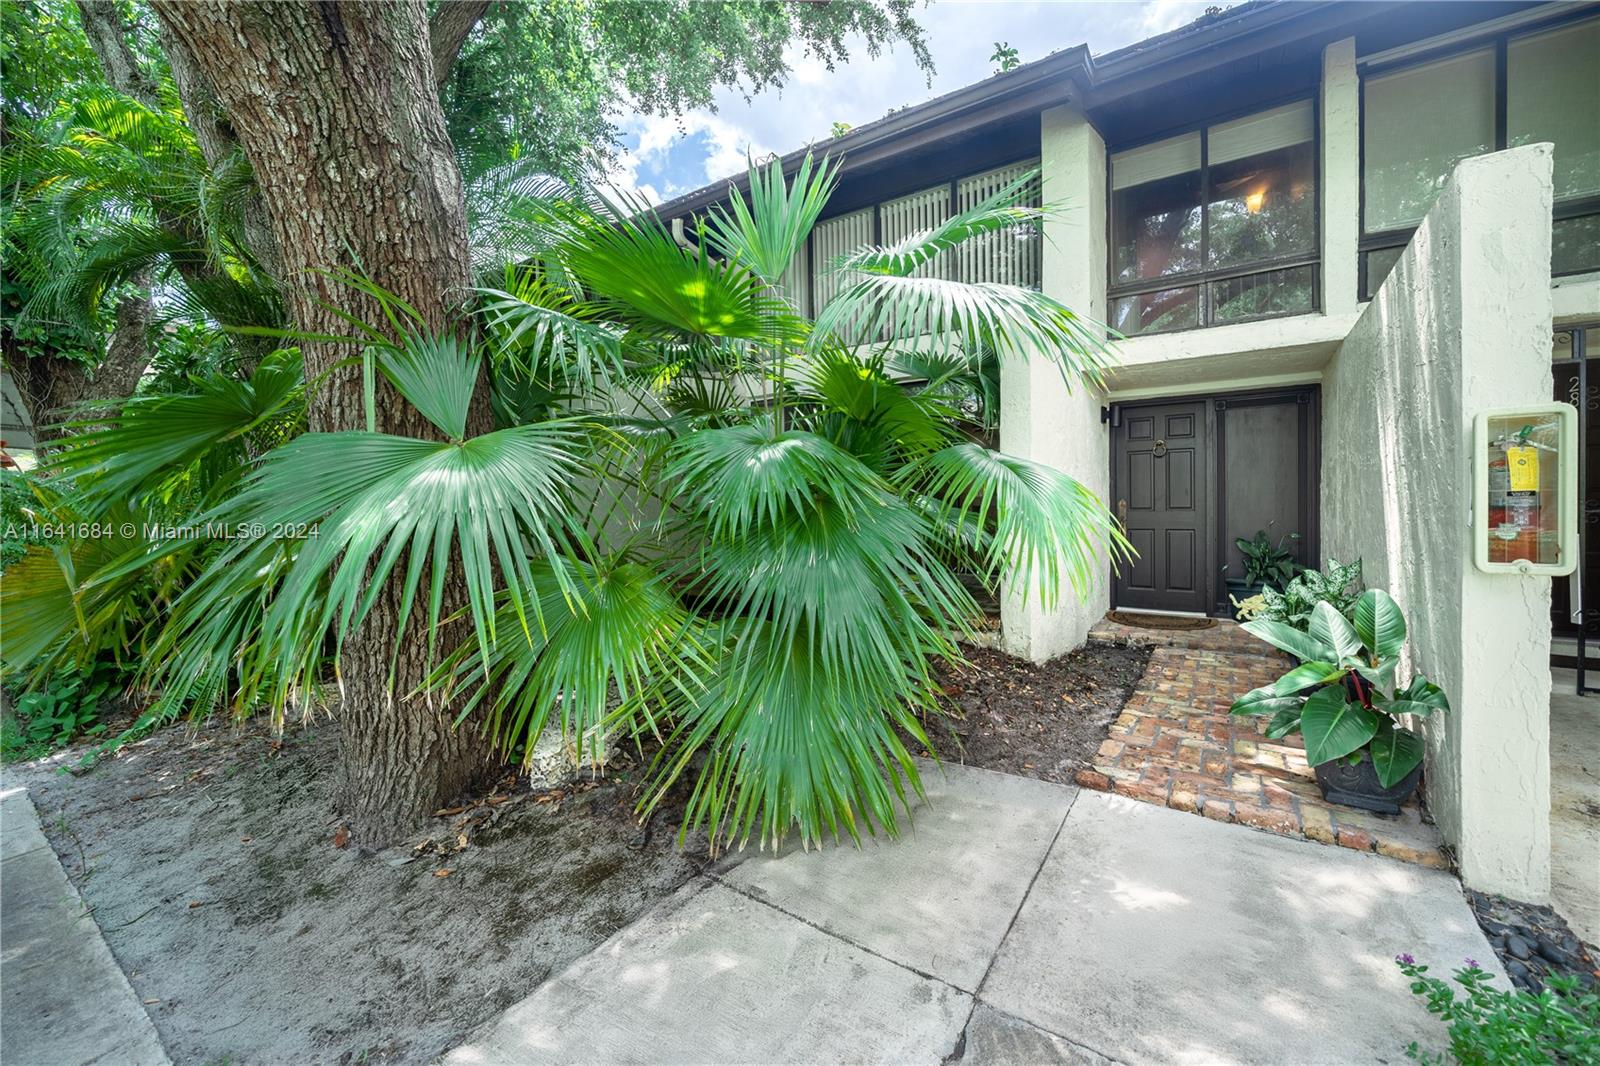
[[1313, 750, 1422, 815], [1224, 577, 1265, 604]]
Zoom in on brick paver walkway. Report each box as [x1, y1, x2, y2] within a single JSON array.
[[1077, 617, 1450, 869]]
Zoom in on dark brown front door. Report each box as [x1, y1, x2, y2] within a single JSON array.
[[1113, 401, 1209, 613]]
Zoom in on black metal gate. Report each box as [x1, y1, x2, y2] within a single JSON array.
[[1552, 323, 1600, 694]]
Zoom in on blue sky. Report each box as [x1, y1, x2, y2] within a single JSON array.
[[608, 0, 1216, 203]]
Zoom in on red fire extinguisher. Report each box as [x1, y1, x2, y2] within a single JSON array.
[[1488, 427, 1544, 563]]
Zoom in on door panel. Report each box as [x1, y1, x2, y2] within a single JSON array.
[[1114, 400, 1210, 613]]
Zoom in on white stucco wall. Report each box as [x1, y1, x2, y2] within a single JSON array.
[[1321, 145, 1555, 900], [1000, 104, 1110, 662], [1321, 37, 1360, 317]]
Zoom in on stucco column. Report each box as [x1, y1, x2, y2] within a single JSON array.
[[1000, 104, 1110, 663], [1321, 146, 1555, 900], [1321, 37, 1360, 316]]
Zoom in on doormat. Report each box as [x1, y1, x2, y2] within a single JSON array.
[[1106, 611, 1217, 631]]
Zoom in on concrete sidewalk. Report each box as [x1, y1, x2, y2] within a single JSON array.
[[1, 783, 170, 1066], [445, 763, 1500, 1065]]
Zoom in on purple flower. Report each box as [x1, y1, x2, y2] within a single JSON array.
[[1396, 953, 1416, 965], [1465, 958, 1479, 968]]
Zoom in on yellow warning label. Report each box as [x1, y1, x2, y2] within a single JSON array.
[[1506, 446, 1539, 492]]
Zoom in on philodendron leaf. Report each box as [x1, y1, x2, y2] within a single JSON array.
[[1353, 588, 1407, 661], [1271, 660, 1340, 696], [1389, 674, 1450, 718], [1369, 724, 1425, 787], [1240, 619, 1335, 663], [1229, 684, 1302, 717], [1309, 600, 1364, 663], [1299, 686, 1380, 766], [1352, 657, 1398, 699], [1265, 706, 1302, 739]]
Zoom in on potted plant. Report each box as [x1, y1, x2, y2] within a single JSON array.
[[1230, 590, 1449, 814], [1248, 557, 1363, 630], [1224, 527, 1301, 602]]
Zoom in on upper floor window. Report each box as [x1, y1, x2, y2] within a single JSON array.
[[1361, 16, 1600, 298], [806, 159, 1041, 317], [1109, 99, 1318, 337]]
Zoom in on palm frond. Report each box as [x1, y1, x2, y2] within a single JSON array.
[[440, 556, 711, 764], [898, 443, 1131, 605], [704, 151, 839, 286], [833, 170, 1042, 277], [45, 348, 306, 512]]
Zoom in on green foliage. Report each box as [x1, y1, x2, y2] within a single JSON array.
[[4, 87, 282, 338], [1396, 956, 1600, 1065], [1232, 527, 1300, 589], [22, 152, 1128, 850], [1252, 557, 1363, 629], [1, 469, 46, 569], [1232, 591, 1448, 787], [1, 657, 122, 762], [990, 41, 1020, 73], [440, 1, 932, 182]]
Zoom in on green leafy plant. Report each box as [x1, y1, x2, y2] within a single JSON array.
[[1396, 955, 1600, 1065], [2, 657, 121, 760], [990, 42, 1020, 73], [1253, 557, 1363, 629], [1230, 590, 1448, 787], [12, 153, 1129, 851], [1, 469, 45, 570], [1231, 527, 1300, 589]]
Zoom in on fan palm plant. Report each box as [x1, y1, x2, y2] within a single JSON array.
[[10, 153, 1129, 850]]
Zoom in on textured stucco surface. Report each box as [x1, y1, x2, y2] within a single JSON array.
[[1001, 104, 1110, 662], [1320, 37, 1361, 317], [1321, 146, 1556, 900]]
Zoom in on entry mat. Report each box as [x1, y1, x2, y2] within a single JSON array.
[[1106, 610, 1217, 631]]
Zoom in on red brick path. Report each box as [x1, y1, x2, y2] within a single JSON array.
[[1077, 617, 1451, 869]]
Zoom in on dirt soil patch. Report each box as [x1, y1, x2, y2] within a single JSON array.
[[917, 641, 1152, 785], [4, 719, 706, 1065]]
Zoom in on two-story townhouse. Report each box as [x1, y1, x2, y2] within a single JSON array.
[[655, 0, 1598, 912]]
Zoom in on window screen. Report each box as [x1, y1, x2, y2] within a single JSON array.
[[1362, 48, 1496, 232]]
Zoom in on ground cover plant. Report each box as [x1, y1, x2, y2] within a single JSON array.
[[1396, 955, 1600, 1065], [5, 152, 1128, 853]]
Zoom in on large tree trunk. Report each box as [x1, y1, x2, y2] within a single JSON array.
[[152, 0, 496, 847]]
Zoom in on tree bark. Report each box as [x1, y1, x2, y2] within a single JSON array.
[[75, 0, 160, 106], [156, 21, 283, 282], [429, 0, 492, 88], [151, 0, 496, 847]]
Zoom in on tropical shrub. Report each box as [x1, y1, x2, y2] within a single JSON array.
[[5, 155, 1128, 849], [1252, 557, 1363, 630], [1, 469, 44, 569], [1, 656, 122, 761], [1232, 527, 1300, 589], [1230, 590, 1448, 787], [1396, 955, 1600, 1065]]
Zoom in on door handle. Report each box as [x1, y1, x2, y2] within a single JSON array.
[[1117, 499, 1127, 523], [1152, 440, 1167, 458]]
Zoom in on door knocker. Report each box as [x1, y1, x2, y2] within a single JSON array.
[[1152, 439, 1168, 458]]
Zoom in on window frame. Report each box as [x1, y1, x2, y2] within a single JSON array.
[[1104, 93, 1324, 338], [1358, 12, 1600, 300]]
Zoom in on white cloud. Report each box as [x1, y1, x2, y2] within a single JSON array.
[[1138, 0, 1215, 37], [614, 0, 1218, 204]]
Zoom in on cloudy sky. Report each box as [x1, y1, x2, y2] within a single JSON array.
[[609, 0, 1216, 204]]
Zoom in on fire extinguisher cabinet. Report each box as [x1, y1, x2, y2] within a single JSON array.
[[1473, 403, 1578, 576]]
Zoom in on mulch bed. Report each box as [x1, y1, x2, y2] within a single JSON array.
[[914, 641, 1153, 785]]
